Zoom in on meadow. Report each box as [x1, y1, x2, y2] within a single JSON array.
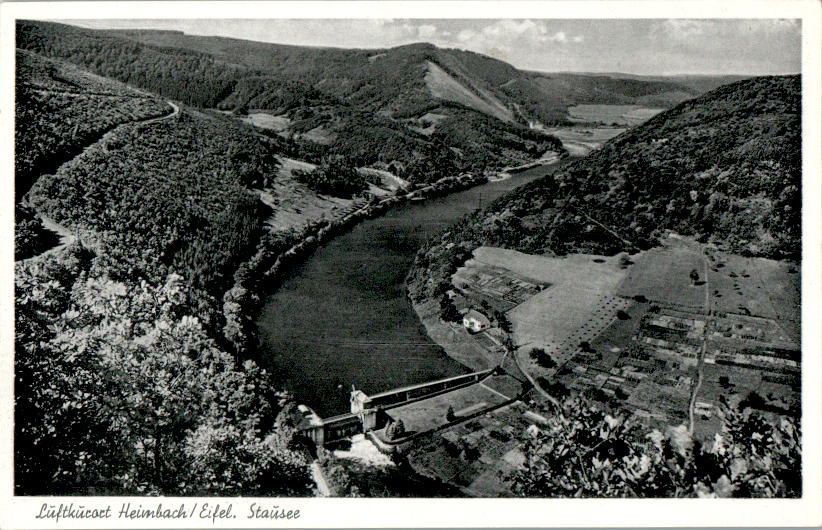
[[567, 104, 664, 125]]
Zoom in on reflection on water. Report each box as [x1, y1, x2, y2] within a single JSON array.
[[255, 164, 559, 416]]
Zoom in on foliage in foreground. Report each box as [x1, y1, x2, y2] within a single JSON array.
[[510, 397, 800, 498], [15, 247, 313, 496]]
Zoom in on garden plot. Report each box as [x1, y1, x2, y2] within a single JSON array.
[[453, 261, 547, 313], [405, 402, 535, 496], [627, 378, 691, 425]]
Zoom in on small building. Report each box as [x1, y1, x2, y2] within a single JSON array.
[[463, 309, 491, 333]]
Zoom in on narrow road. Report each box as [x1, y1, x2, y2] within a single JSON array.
[[19, 100, 180, 264], [510, 345, 560, 409], [30, 87, 152, 99]]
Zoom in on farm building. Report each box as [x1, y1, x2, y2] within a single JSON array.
[[463, 309, 491, 333]]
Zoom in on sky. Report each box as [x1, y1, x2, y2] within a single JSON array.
[[68, 18, 802, 76]]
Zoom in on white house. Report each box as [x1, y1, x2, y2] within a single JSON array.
[[463, 309, 491, 333]]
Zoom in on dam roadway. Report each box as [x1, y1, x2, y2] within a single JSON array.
[[255, 162, 561, 417]]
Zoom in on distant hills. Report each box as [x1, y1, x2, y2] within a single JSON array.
[[435, 75, 801, 260], [16, 20, 743, 179]]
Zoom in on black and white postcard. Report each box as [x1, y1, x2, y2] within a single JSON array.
[[1, 1, 820, 528]]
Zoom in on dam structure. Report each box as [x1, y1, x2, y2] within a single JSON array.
[[297, 368, 498, 446]]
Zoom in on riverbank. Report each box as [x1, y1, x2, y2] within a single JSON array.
[[404, 163, 565, 381], [412, 298, 500, 372], [223, 168, 494, 354], [253, 162, 559, 416]]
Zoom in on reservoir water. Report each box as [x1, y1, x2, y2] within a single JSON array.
[[255, 163, 560, 416]]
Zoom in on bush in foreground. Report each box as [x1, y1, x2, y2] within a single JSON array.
[[510, 397, 800, 498]]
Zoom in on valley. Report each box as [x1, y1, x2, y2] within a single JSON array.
[[12, 18, 802, 501]]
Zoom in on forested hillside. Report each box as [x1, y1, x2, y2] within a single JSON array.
[[27, 112, 278, 301], [14, 51, 317, 494], [15, 49, 170, 199], [15, 49, 173, 260], [16, 20, 740, 182], [409, 75, 800, 301]]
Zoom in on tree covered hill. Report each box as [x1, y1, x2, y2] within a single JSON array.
[[409, 74, 799, 302], [15, 49, 171, 200], [430, 75, 801, 263], [97, 27, 707, 122], [16, 20, 734, 181], [15, 53, 318, 495]]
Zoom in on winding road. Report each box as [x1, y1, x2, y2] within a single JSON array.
[[19, 99, 180, 264]]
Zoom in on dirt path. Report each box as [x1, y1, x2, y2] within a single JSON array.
[[310, 461, 332, 497], [511, 345, 560, 409], [688, 250, 712, 434], [19, 100, 180, 263], [30, 88, 150, 99]]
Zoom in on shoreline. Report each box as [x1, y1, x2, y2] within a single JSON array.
[[222, 168, 500, 353], [410, 298, 500, 373]]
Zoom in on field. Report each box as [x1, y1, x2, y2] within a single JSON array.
[[706, 250, 800, 342], [242, 111, 291, 132], [259, 157, 355, 230], [567, 104, 664, 125], [618, 237, 707, 310], [692, 362, 799, 441], [445, 236, 800, 441], [541, 126, 625, 156], [453, 247, 632, 382]]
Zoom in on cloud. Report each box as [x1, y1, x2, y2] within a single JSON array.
[[447, 19, 582, 55], [656, 18, 800, 41], [457, 29, 476, 42], [545, 31, 567, 43], [417, 24, 437, 39]]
